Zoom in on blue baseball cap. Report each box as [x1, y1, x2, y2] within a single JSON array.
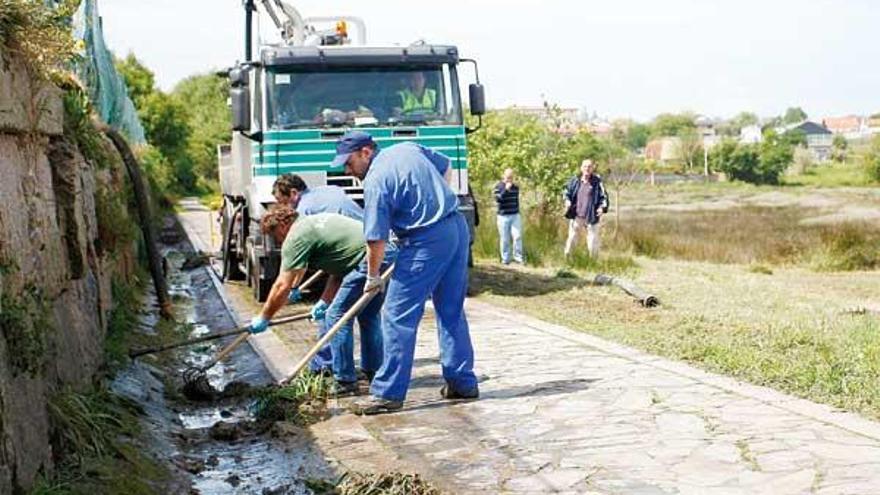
[[330, 131, 375, 168]]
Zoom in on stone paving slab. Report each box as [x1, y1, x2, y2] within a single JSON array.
[[176, 200, 880, 494]]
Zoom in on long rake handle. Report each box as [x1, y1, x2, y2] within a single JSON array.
[[280, 266, 394, 385], [129, 312, 311, 358], [130, 270, 326, 359], [198, 331, 250, 372], [189, 271, 326, 372], [299, 269, 324, 292]]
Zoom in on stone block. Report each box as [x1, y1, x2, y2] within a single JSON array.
[[0, 57, 62, 136]]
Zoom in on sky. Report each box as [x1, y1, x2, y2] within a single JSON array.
[[98, 0, 879, 121]]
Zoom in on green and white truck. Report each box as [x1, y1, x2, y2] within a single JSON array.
[[218, 0, 486, 301]]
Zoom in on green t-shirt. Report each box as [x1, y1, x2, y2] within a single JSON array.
[[281, 213, 365, 275]]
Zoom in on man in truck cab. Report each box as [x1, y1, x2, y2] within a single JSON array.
[[396, 71, 436, 115]]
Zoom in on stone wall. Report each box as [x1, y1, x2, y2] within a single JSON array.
[[0, 53, 137, 493]]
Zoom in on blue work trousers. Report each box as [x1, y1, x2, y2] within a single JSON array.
[[496, 213, 524, 264], [310, 247, 396, 383], [369, 213, 478, 401]]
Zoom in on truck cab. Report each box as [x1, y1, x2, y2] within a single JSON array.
[[219, 7, 484, 301]]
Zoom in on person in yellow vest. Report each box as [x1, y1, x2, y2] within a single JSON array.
[[396, 72, 436, 114]]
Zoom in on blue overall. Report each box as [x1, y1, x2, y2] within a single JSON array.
[[362, 142, 478, 401], [294, 184, 364, 373], [323, 244, 397, 383]]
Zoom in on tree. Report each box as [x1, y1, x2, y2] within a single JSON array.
[[783, 106, 808, 125], [139, 92, 195, 190], [710, 133, 791, 186], [651, 112, 696, 137], [621, 122, 651, 151], [732, 111, 759, 129], [676, 127, 704, 172], [116, 53, 199, 192], [172, 73, 231, 187], [831, 134, 848, 163], [116, 53, 155, 107], [757, 130, 794, 185]]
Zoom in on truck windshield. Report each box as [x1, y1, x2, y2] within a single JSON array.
[[266, 65, 461, 129]]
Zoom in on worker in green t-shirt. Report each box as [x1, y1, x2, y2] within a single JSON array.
[[250, 206, 395, 394]]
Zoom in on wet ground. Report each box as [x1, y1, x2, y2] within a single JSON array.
[[110, 218, 334, 494]]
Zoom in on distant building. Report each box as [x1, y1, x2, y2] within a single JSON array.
[[821, 115, 870, 140], [787, 121, 833, 162], [867, 117, 880, 136], [645, 137, 682, 162], [740, 125, 763, 144]]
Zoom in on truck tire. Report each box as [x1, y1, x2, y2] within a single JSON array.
[[221, 203, 246, 281]]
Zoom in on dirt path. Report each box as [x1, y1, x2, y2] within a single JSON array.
[[178, 198, 880, 494]]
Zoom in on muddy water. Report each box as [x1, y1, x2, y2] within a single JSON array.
[[111, 231, 333, 494]]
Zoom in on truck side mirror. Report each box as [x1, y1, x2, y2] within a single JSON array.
[[469, 83, 486, 116], [229, 68, 249, 87], [231, 87, 251, 132]]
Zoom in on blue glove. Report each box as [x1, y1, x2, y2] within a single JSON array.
[[249, 316, 269, 334], [288, 288, 302, 303], [310, 300, 329, 321]]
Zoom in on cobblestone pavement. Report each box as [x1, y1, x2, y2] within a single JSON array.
[[178, 200, 880, 494]]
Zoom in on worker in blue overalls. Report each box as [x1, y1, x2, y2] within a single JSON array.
[[330, 130, 478, 415]]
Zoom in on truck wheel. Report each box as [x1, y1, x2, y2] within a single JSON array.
[[221, 204, 246, 281]]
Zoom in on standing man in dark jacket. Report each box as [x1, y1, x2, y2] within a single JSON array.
[[563, 159, 609, 258], [494, 168, 524, 264]]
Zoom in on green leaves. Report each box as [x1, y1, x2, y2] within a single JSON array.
[[467, 109, 609, 205]]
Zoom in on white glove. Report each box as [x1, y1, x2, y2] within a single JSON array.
[[364, 274, 385, 293]]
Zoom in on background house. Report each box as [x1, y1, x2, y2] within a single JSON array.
[[740, 124, 763, 144], [645, 137, 682, 163], [787, 121, 833, 161], [821, 115, 869, 140]]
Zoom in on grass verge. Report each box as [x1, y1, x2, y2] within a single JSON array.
[[471, 257, 880, 420]]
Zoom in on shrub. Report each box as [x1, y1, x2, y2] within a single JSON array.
[[864, 136, 880, 183], [815, 223, 880, 271], [710, 133, 792, 185]]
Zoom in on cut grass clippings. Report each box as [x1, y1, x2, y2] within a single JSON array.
[[309, 472, 442, 495]]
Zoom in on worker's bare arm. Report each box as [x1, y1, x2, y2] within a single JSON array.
[[319, 274, 343, 304], [261, 268, 304, 320], [365, 240, 386, 278]]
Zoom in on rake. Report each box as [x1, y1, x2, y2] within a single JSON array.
[[181, 270, 326, 400]]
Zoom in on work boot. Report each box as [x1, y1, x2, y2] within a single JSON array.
[[356, 368, 376, 383], [349, 396, 404, 415], [440, 383, 479, 400], [331, 381, 360, 397]]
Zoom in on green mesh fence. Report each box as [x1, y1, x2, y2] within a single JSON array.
[[71, 0, 146, 143]]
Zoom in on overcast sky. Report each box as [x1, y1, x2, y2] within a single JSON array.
[[99, 0, 879, 121]]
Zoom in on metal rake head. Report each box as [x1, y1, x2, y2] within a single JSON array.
[[181, 366, 219, 401]]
